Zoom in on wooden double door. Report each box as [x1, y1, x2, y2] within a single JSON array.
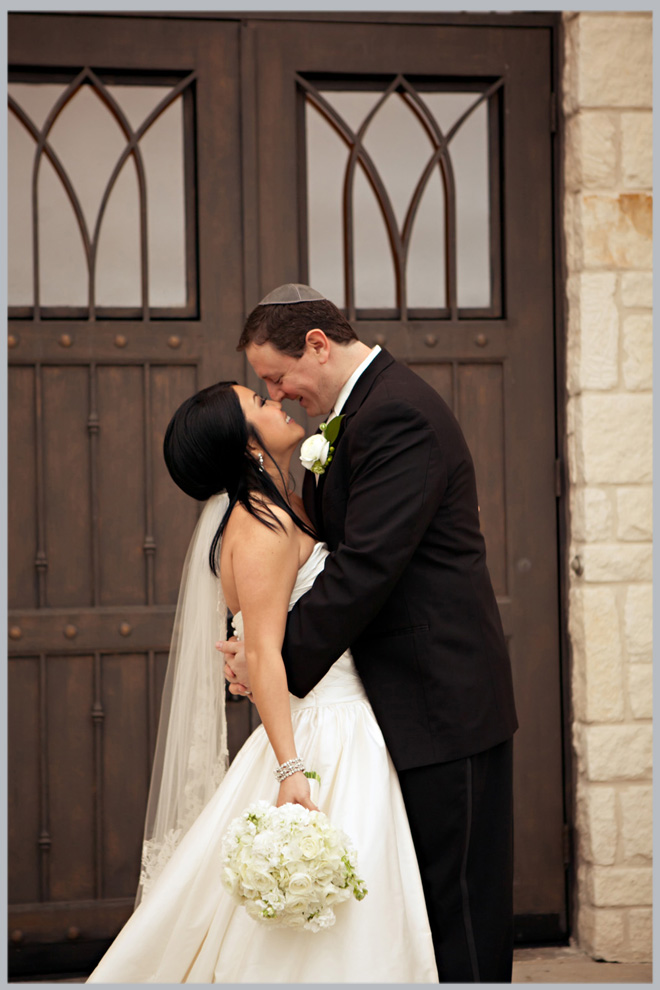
[[8, 12, 566, 977]]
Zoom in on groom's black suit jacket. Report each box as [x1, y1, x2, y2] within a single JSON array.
[[282, 349, 517, 771]]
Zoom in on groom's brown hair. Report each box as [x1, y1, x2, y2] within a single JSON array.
[[238, 299, 357, 358]]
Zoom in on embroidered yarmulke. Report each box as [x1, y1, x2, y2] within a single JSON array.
[[258, 283, 327, 306]]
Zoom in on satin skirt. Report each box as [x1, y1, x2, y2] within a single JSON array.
[[88, 677, 437, 984]]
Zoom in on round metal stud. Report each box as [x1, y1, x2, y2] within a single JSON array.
[[119, 622, 132, 637], [516, 558, 532, 574], [64, 623, 78, 639], [570, 555, 584, 577], [67, 926, 81, 941], [59, 333, 73, 348], [9, 625, 22, 641], [8, 334, 18, 349], [10, 930, 23, 944], [424, 334, 438, 348], [168, 335, 182, 349], [474, 333, 488, 348], [114, 334, 128, 348], [373, 334, 387, 346]]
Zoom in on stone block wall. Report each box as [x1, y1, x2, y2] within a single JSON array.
[[563, 12, 652, 963]]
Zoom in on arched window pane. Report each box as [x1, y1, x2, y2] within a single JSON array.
[[305, 100, 347, 307], [353, 162, 396, 309], [39, 152, 88, 307], [406, 167, 446, 309], [415, 91, 492, 310], [108, 86, 187, 308], [95, 158, 141, 307], [8, 77, 191, 314], [137, 96, 186, 308], [304, 78, 498, 318], [8, 112, 34, 305]]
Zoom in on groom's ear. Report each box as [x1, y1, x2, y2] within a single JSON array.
[[305, 329, 330, 364]]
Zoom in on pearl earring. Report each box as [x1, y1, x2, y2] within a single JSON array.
[[257, 452, 264, 472]]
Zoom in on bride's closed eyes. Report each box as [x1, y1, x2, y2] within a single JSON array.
[[232, 384, 305, 453]]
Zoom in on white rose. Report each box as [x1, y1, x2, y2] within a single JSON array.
[[299, 833, 324, 860], [242, 864, 276, 895], [283, 892, 309, 913], [288, 871, 314, 895], [299, 434, 330, 473], [312, 862, 336, 884]]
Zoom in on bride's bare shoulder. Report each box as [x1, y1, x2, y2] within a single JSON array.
[[223, 499, 296, 549]]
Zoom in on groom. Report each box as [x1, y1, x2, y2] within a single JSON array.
[[221, 283, 518, 982]]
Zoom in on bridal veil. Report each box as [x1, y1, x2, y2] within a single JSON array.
[[137, 492, 230, 904]]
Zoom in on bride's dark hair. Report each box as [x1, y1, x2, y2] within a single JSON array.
[[163, 381, 315, 574]]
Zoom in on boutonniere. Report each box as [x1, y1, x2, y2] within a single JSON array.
[[299, 415, 344, 475]]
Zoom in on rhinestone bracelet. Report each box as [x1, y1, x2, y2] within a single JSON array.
[[274, 757, 305, 782]]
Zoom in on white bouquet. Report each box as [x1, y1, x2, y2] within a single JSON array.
[[221, 800, 367, 932]]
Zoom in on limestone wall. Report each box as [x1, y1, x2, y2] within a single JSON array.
[[563, 12, 652, 962]]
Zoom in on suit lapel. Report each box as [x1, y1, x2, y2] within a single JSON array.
[[325, 348, 395, 444], [336, 348, 395, 420], [302, 349, 396, 533], [316, 348, 395, 494], [302, 468, 318, 529]]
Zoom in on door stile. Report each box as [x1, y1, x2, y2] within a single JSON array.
[[34, 364, 48, 607], [88, 364, 101, 607], [142, 363, 156, 606], [38, 652, 51, 903], [91, 651, 105, 899]]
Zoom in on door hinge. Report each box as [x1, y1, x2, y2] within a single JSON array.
[[550, 92, 558, 134], [555, 458, 563, 498]]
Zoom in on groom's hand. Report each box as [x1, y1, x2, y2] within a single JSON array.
[[217, 637, 254, 701]]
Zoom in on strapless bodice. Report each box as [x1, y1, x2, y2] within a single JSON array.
[[231, 542, 367, 710]]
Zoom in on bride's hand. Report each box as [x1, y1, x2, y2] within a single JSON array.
[[276, 773, 319, 812], [218, 638, 253, 699]]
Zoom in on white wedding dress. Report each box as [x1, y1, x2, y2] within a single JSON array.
[[88, 543, 438, 983]]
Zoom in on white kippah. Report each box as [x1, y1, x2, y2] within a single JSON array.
[[258, 283, 327, 306]]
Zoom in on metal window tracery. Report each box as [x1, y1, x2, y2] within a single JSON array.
[[8, 68, 197, 320], [300, 74, 503, 321]]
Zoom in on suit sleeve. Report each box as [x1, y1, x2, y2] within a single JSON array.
[[282, 398, 447, 697]]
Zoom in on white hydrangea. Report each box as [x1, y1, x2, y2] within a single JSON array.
[[220, 801, 367, 932]]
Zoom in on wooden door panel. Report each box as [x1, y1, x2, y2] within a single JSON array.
[[96, 366, 147, 607], [8, 368, 38, 609], [47, 655, 96, 902], [43, 367, 93, 607], [8, 657, 42, 904], [457, 362, 507, 596], [8, 13, 244, 973], [102, 653, 152, 899], [151, 365, 199, 604], [250, 17, 564, 933]]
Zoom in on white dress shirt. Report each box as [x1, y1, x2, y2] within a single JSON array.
[[328, 345, 381, 421]]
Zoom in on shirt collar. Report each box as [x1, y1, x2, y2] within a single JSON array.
[[330, 345, 381, 419]]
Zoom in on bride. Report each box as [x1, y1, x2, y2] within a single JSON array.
[[87, 380, 437, 983]]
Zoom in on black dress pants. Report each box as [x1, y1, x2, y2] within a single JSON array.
[[398, 738, 514, 983]]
